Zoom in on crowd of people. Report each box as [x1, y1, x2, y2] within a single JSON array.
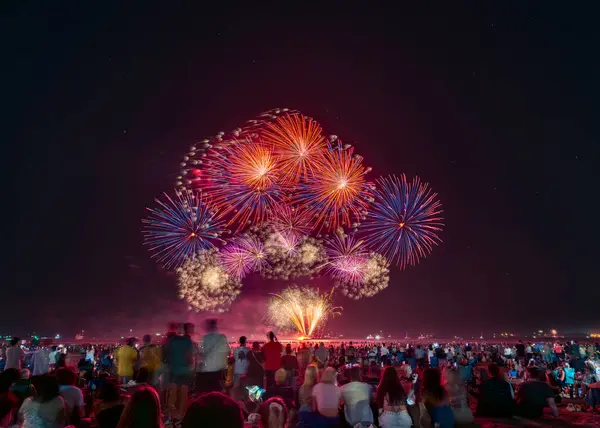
[[0, 324, 599, 428]]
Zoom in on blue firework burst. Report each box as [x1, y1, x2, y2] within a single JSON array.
[[142, 190, 228, 269], [361, 174, 443, 269]]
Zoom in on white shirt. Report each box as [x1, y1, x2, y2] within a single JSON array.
[[381, 347, 389, 356], [341, 382, 373, 424], [202, 332, 230, 372], [32, 349, 50, 376], [234, 346, 250, 375], [59, 385, 84, 412], [49, 351, 60, 365], [312, 383, 341, 412], [19, 396, 65, 428], [5, 346, 22, 370]]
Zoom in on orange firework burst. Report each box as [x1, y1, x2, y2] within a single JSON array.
[[209, 139, 288, 230], [295, 142, 373, 232], [261, 114, 326, 183]]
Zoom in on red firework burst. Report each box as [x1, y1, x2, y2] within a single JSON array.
[[261, 113, 326, 183]]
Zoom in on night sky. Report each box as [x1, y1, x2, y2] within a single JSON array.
[[3, 3, 599, 338]]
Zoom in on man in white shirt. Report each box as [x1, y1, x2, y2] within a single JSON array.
[[32, 347, 50, 376], [5, 338, 23, 370], [381, 343, 389, 365], [199, 319, 230, 393], [341, 367, 373, 426], [233, 336, 250, 387]]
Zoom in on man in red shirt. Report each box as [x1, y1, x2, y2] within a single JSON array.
[[262, 331, 283, 389]]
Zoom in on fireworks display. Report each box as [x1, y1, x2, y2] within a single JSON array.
[[361, 174, 444, 269], [177, 249, 242, 313], [324, 231, 368, 285], [261, 114, 326, 183], [142, 190, 227, 269], [294, 142, 373, 233], [336, 252, 390, 300], [143, 108, 445, 316], [268, 286, 341, 337]]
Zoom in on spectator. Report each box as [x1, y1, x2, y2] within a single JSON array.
[[314, 343, 329, 370], [96, 378, 126, 428], [476, 363, 515, 417], [18, 374, 66, 428], [258, 397, 288, 428], [516, 367, 559, 418], [183, 392, 244, 428], [298, 365, 318, 426], [375, 366, 411, 428], [198, 319, 229, 394], [246, 342, 265, 388], [421, 368, 454, 428], [233, 336, 251, 388], [56, 367, 86, 424], [115, 338, 138, 384], [5, 338, 23, 371], [298, 343, 312, 375], [444, 369, 473, 424], [138, 335, 162, 386], [263, 368, 295, 411], [312, 367, 341, 425], [263, 332, 284, 389], [281, 344, 299, 388], [116, 386, 163, 428], [342, 366, 374, 427]]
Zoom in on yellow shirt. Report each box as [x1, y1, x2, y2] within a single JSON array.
[[116, 345, 138, 377]]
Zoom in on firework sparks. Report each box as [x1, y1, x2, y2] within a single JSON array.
[[362, 174, 443, 269], [336, 252, 390, 300], [261, 231, 326, 280], [177, 249, 242, 313], [261, 113, 326, 183], [268, 286, 341, 337], [142, 190, 227, 269], [209, 140, 288, 230], [269, 205, 313, 237], [295, 142, 373, 232], [324, 231, 368, 285]]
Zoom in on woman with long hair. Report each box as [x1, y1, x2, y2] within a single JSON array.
[[376, 366, 412, 428], [116, 386, 163, 428], [297, 365, 318, 427], [421, 368, 454, 428]]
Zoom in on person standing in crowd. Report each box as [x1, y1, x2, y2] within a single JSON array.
[[48, 346, 60, 371], [246, 342, 265, 389], [346, 341, 356, 364], [262, 331, 283, 389], [32, 346, 50, 376], [233, 336, 250, 389], [298, 365, 318, 425], [5, 338, 23, 371], [165, 322, 195, 421], [116, 338, 138, 384], [298, 342, 312, 375], [139, 334, 162, 387], [445, 369, 473, 424], [198, 319, 229, 394], [281, 344, 299, 388], [342, 366, 374, 427], [314, 342, 329, 371]]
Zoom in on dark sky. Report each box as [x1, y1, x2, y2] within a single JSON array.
[[3, 3, 599, 338]]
